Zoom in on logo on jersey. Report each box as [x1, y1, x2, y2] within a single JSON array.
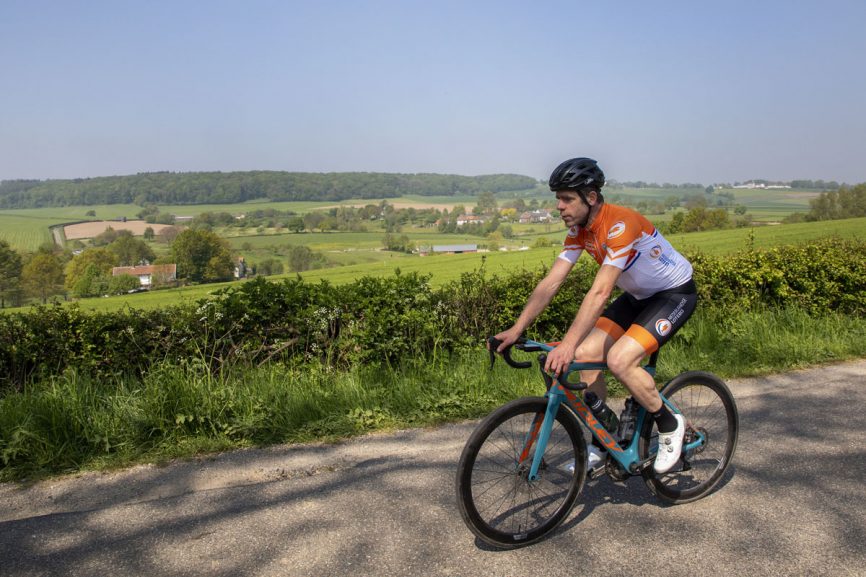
[[649, 245, 662, 258], [655, 319, 672, 336], [607, 221, 626, 240]]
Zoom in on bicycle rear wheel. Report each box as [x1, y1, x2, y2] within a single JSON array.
[[455, 397, 586, 548], [639, 371, 738, 504]]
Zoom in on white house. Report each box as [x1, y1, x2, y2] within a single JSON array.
[[431, 244, 478, 254], [111, 264, 177, 287], [518, 210, 554, 224]]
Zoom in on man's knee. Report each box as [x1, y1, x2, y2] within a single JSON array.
[[574, 341, 603, 363], [606, 347, 640, 379]]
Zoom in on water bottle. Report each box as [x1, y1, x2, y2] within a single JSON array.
[[584, 391, 619, 433], [616, 397, 638, 444]]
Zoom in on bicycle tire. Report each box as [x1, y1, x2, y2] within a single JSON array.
[[455, 397, 586, 548], [638, 371, 739, 504]]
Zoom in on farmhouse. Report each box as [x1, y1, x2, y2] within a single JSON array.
[[518, 210, 554, 224], [455, 215, 487, 226], [111, 264, 177, 287], [431, 244, 478, 254]]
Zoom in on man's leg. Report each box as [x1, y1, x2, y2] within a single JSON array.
[[574, 328, 615, 401], [606, 335, 684, 474], [604, 335, 662, 411]]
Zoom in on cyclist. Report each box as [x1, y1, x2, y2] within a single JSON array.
[[493, 157, 697, 474]]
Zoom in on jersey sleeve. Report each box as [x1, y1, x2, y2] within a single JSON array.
[[599, 213, 643, 269], [557, 229, 584, 264]]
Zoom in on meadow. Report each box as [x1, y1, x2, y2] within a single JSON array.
[[21, 215, 864, 314], [1, 186, 857, 315], [0, 185, 819, 252]]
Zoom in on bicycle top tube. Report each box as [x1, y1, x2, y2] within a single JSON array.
[[518, 338, 657, 375]]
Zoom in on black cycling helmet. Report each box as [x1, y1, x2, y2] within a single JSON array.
[[548, 157, 605, 205]]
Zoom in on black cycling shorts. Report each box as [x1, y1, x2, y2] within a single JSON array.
[[595, 279, 697, 354]]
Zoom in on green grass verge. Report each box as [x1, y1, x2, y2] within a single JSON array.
[[2, 306, 865, 482]]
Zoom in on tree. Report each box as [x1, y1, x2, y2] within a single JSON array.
[[143, 227, 155, 240], [474, 191, 498, 215], [65, 248, 118, 293], [303, 212, 325, 231], [288, 246, 315, 272], [108, 235, 155, 266], [91, 226, 120, 246], [256, 258, 285, 276], [170, 229, 234, 282], [71, 263, 111, 298], [0, 240, 23, 308], [108, 274, 141, 294], [157, 225, 181, 244], [22, 252, 65, 303], [288, 216, 305, 233]]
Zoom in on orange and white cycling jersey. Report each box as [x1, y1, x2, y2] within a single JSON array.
[[558, 203, 692, 300]]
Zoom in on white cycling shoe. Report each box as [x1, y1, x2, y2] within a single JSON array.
[[653, 414, 685, 474]]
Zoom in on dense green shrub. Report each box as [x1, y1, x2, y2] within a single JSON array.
[[1, 238, 864, 392]]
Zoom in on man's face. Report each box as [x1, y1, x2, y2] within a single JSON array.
[[555, 190, 590, 228]]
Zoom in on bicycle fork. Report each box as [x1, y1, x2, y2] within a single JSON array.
[[519, 389, 565, 482]]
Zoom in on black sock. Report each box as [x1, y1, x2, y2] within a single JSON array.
[[653, 404, 677, 434]]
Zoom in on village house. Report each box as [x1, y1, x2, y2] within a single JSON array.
[[111, 264, 177, 288], [518, 209, 554, 224], [455, 215, 487, 226], [429, 244, 478, 255]]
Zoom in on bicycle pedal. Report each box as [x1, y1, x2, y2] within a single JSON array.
[[587, 462, 607, 480]]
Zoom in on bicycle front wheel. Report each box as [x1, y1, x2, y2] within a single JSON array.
[[455, 397, 586, 549], [639, 371, 739, 504]]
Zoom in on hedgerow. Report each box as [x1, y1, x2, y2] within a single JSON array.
[[1, 238, 864, 392]]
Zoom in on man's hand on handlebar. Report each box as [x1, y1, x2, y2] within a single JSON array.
[[490, 327, 522, 353], [543, 341, 578, 377]]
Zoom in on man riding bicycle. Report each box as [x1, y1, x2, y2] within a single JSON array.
[[493, 157, 697, 474]]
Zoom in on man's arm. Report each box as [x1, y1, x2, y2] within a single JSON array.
[[493, 257, 574, 351], [544, 264, 622, 375]]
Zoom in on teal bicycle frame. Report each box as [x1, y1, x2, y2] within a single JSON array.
[[520, 338, 707, 481]]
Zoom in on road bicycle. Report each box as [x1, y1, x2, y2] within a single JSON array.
[[455, 336, 738, 548]]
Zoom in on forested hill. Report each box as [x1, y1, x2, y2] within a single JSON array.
[[0, 171, 539, 208]]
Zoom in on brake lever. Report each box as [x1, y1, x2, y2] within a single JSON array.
[[487, 336, 502, 370], [486, 336, 532, 369]]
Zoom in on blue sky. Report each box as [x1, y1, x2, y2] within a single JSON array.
[[2, 0, 865, 184]]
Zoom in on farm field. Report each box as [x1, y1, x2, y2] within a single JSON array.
[[0, 186, 824, 252], [63, 220, 173, 240], [19, 216, 864, 314]]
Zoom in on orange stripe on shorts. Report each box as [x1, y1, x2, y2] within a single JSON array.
[[595, 317, 625, 340], [625, 324, 660, 354]]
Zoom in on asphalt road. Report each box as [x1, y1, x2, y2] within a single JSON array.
[[2, 360, 865, 577]]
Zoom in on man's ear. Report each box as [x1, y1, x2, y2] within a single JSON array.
[[587, 189, 600, 206]]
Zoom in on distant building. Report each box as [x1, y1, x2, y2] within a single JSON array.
[[455, 215, 487, 226], [733, 182, 791, 190], [111, 264, 177, 287], [234, 257, 248, 279], [431, 244, 478, 254], [519, 210, 554, 224]]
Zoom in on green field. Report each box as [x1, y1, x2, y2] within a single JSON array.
[[0, 186, 825, 252], [23, 216, 862, 314], [0, 213, 59, 251]]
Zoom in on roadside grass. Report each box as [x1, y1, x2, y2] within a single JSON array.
[[2, 306, 865, 482]]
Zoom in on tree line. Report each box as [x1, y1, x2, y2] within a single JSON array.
[[792, 183, 866, 222], [0, 171, 538, 208]]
